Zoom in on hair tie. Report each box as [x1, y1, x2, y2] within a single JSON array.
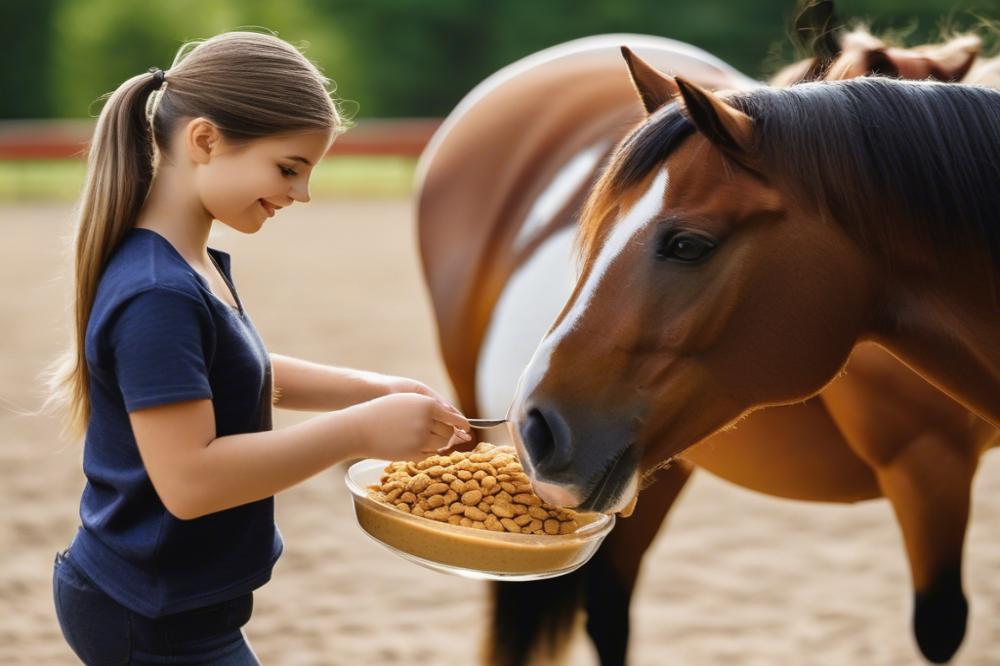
[[148, 67, 166, 89]]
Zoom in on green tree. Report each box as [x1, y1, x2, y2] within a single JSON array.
[[49, 0, 347, 118], [3, 0, 997, 120], [0, 0, 60, 118]]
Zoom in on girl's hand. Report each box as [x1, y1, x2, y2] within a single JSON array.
[[370, 374, 473, 451], [352, 393, 471, 461], [376, 374, 454, 406]]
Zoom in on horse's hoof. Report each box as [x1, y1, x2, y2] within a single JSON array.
[[913, 567, 967, 663]]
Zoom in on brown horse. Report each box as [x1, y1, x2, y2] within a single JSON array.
[[506, 54, 1000, 662], [415, 11, 997, 666], [416, 37, 756, 665]]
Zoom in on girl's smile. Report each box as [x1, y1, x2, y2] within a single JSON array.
[[259, 199, 281, 218]]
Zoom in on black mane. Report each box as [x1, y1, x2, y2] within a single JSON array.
[[608, 78, 1000, 275]]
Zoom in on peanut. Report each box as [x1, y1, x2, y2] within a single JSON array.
[[464, 506, 488, 521], [528, 506, 549, 520], [513, 493, 541, 506], [500, 518, 522, 533], [370, 443, 582, 536], [461, 490, 484, 506], [406, 473, 432, 494], [423, 482, 449, 496], [514, 514, 533, 527], [491, 502, 514, 518]]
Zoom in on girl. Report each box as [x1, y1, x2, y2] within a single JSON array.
[[49, 31, 471, 665]]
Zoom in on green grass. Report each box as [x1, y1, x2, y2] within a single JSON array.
[[0, 156, 418, 202], [0, 160, 89, 201]]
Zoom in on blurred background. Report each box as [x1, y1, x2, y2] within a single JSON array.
[[3, 2, 1000, 664], [6, 0, 1000, 119], [2, 0, 998, 199]]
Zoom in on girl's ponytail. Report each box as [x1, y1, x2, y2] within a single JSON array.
[[47, 32, 342, 439], [50, 70, 163, 439]]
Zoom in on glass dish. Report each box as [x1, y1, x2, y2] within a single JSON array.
[[345, 458, 615, 581]]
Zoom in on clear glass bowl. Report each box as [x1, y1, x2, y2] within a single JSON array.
[[345, 458, 615, 581]]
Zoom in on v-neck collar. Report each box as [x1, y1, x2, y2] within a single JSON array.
[[133, 228, 245, 316]]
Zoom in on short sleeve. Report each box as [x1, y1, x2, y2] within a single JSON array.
[[109, 288, 214, 412]]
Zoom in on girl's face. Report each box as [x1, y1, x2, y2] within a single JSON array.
[[193, 128, 333, 233]]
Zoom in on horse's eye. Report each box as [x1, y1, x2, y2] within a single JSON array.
[[657, 232, 716, 263]]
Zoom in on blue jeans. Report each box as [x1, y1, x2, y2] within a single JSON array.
[[52, 549, 260, 665]]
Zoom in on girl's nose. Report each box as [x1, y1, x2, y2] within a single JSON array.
[[290, 181, 311, 204]]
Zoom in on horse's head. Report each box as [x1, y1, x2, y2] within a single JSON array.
[[508, 49, 880, 512], [770, 0, 980, 86]]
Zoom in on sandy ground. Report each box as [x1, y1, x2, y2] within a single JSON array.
[[2, 199, 999, 665]]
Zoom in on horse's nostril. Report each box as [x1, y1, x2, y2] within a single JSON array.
[[522, 408, 556, 468]]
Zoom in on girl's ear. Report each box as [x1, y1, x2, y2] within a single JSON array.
[[674, 77, 753, 155], [621, 46, 680, 115], [185, 118, 221, 165]]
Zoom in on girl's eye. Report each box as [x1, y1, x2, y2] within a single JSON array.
[[278, 165, 297, 177], [656, 232, 717, 263]]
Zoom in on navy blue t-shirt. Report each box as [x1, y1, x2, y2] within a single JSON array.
[[70, 227, 282, 618]]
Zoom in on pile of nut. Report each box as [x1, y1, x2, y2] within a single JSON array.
[[369, 443, 580, 535]]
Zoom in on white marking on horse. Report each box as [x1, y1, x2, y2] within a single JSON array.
[[511, 167, 669, 413], [511, 142, 610, 254], [477, 226, 577, 422], [505, 168, 669, 501], [549, 167, 669, 346]]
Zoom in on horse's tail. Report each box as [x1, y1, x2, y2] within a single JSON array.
[[486, 574, 585, 666], [486, 543, 637, 666]]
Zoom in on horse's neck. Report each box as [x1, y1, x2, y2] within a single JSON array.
[[874, 282, 1000, 427]]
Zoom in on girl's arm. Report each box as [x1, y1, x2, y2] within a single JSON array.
[[129, 393, 470, 520], [270, 353, 452, 411]]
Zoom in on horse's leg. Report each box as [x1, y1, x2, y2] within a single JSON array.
[[858, 431, 978, 663], [583, 461, 694, 666], [485, 461, 693, 666], [825, 344, 983, 663]]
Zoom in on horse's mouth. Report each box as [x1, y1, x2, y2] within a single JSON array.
[[577, 443, 639, 512]]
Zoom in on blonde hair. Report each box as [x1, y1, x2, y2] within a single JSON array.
[[48, 31, 344, 440]]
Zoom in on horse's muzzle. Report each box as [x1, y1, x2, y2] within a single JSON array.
[[509, 401, 642, 512]]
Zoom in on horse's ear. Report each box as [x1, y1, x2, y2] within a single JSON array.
[[674, 77, 753, 154], [836, 30, 980, 82], [920, 34, 980, 82], [621, 46, 680, 115]]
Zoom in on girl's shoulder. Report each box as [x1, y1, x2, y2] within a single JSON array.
[[99, 229, 205, 303], [90, 229, 211, 330]]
